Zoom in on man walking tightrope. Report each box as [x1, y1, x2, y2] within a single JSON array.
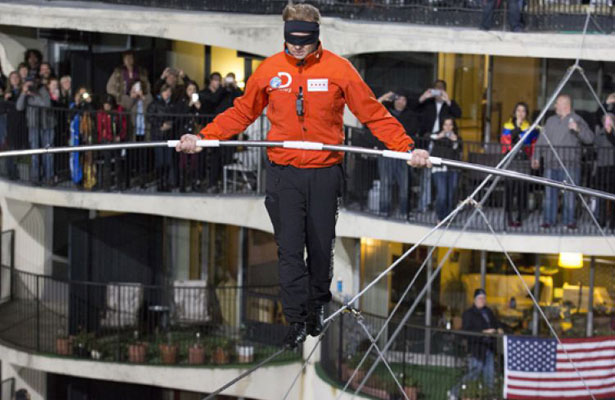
[[177, 3, 431, 348]]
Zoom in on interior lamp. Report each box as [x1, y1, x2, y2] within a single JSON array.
[[558, 252, 583, 269]]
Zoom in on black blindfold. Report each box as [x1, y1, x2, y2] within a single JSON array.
[[284, 20, 320, 45]]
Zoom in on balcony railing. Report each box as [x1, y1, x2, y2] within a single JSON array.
[[320, 303, 504, 400], [0, 265, 299, 366], [1, 105, 614, 236], [44, 0, 615, 33]]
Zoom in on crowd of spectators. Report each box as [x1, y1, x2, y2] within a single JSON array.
[[0, 49, 244, 192], [1, 48, 615, 230]]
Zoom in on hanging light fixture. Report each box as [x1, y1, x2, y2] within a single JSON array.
[[558, 252, 584, 269]]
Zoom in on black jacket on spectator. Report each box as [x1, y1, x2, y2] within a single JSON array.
[[429, 135, 463, 161], [153, 79, 186, 105], [383, 101, 420, 138], [199, 87, 226, 115], [215, 86, 243, 114], [177, 97, 210, 135], [416, 98, 462, 136], [462, 305, 501, 360], [147, 95, 177, 140]]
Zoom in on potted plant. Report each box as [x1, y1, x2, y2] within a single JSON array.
[[188, 332, 206, 365], [212, 338, 232, 365], [127, 330, 147, 364], [74, 327, 94, 358], [159, 332, 178, 365], [403, 375, 420, 400], [55, 329, 73, 356], [235, 341, 254, 364], [460, 379, 482, 400]]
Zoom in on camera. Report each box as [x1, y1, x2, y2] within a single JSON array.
[[430, 89, 442, 97]]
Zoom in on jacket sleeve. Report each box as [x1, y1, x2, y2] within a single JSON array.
[[198, 65, 269, 140], [16, 93, 26, 111], [448, 100, 462, 119], [576, 116, 594, 145], [341, 60, 414, 152], [501, 126, 512, 154]]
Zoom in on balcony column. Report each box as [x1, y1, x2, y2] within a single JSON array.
[[586, 256, 595, 337]]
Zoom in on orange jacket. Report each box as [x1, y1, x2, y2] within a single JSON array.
[[199, 44, 414, 168]]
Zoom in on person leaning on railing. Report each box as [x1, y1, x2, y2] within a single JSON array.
[[531, 94, 594, 230], [96, 95, 128, 190], [2, 71, 24, 180], [148, 83, 178, 191], [177, 81, 204, 192], [448, 289, 503, 400], [500, 102, 539, 228], [593, 112, 615, 230], [176, 2, 431, 349]]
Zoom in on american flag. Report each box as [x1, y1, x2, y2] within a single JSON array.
[[504, 335, 615, 399]]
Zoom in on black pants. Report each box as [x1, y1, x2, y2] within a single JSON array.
[[265, 162, 343, 324], [504, 178, 527, 224], [481, 0, 523, 31]]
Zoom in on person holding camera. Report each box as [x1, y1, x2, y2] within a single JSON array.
[[106, 50, 151, 110], [178, 81, 204, 192], [429, 117, 462, 222], [148, 83, 178, 191], [416, 80, 462, 214], [16, 77, 55, 184], [154, 66, 190, 104], [377, 90, 419, 217], [531, 94, 594, 230]]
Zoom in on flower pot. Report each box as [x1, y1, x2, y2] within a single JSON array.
[[56, 337, 72, 356], [236, 344, 254, 363], [361, 385, 389, 399], [212, 347, 229, 365], [128, 343, 147, 363], [188, 345, 205, 365], [403, 386, 419, 400], [159, 343, 178, 365]]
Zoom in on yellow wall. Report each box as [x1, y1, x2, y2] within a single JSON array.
[[490, 56, 541, 141], [170, 40, 205, 88]]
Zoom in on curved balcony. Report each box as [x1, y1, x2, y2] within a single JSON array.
[[0, 262, 302, 397]]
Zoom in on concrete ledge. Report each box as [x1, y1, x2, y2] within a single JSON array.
[[2, 179, 614, 255], [0, 0, 613, 60], [0, 339, 302, 399]]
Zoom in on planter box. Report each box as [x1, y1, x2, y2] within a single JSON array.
[[404, 386, 419, 400], [188, 345, 205, 365], [56, 337, 73, 356], [212, 347, 229, 365], [128, 343, 147, 363], [159, 344, 178, 365], [236, 344, 254, 363]]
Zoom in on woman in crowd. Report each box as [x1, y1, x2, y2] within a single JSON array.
[[148, 84, 177, 191], [97, 95, 127, 190], [500, 102, 539, 227], [177, 81, 203, 192], [429, 117, 462, 222], [2, 71, 24, 179], [69, 87, 95, 188]]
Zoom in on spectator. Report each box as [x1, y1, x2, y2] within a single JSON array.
[[595, 92, 615, 130], [178, 81, 203, 192], [480, 0, 524, 32], [449, 289, 503, 400], [216, 72, 244, 113], [429, 117, 462, 222], [593, 113, 615, 230], [47, 77, 60, 105], [199, 72, 225, 115], [97, 95, 127, 190], [531, 94, 594, 229], [24, 49, 43, 79], [416, 80, 462, 214], [125, 79, 153, 141], [153, 67, 189, 104], [0, 59, 6, 94], [500, 102, 538, 227], [14, 388, 31, 400], [59, 75, 73, 107], [377, 90, 419, 217], [39, 62, 55, 85], [148, 84, 178, 191], [17, 63, 29, 81], [2, 71, 24, 180], [106, 50, 150, 109], [69, 87, 95, 186], [16, 77, 54, 184]]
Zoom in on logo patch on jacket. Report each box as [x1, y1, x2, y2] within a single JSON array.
[[307, 79, 328, 92]]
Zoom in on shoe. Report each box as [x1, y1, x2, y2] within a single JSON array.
[[283, 322, 307, 349], [540, 223, 551, 229], [566, 223, 577, 231], [306, 305, 325, 337]]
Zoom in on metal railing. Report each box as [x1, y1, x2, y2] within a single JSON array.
[[0, 265, 299, 366], [1, 104, 614, 235], [44, 0, 615, 33], [321, 304, 504, 400]]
